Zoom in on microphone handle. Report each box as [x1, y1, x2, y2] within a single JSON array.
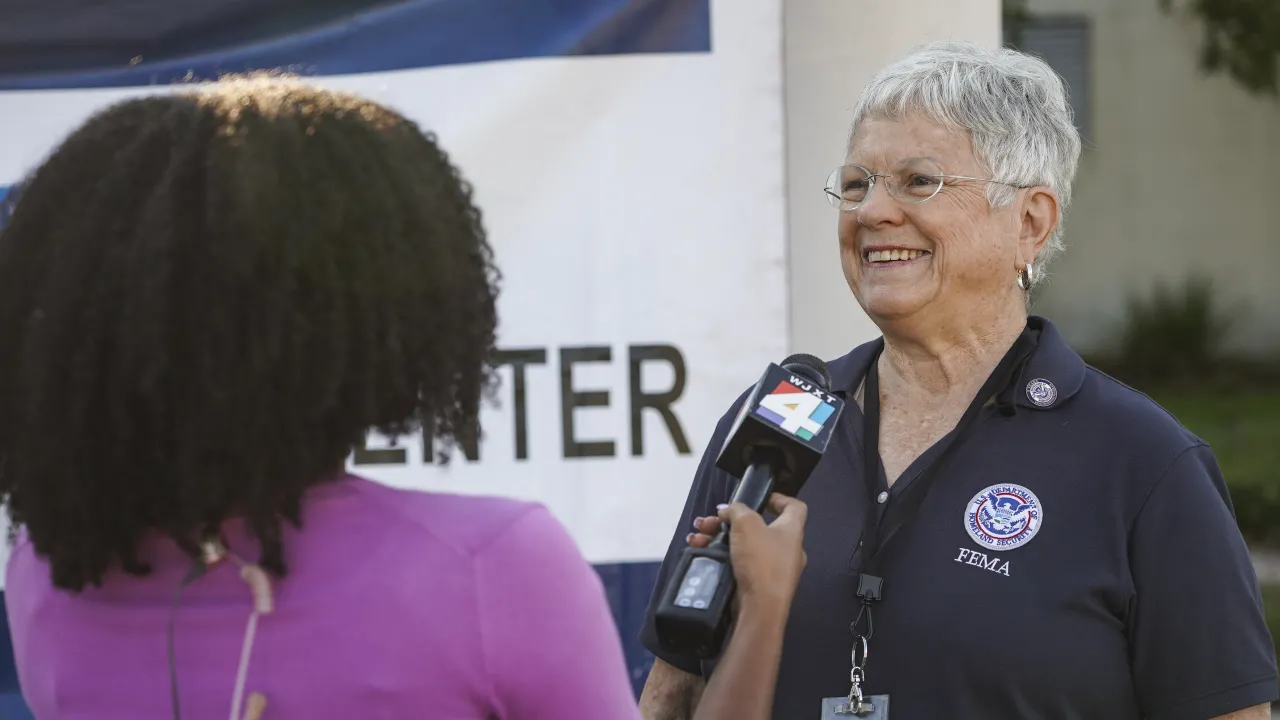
[[710, 446, 780, 548], [651, 445, 786, 659]]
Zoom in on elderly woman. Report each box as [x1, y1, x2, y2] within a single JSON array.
[[639, 41, 1276, 720]]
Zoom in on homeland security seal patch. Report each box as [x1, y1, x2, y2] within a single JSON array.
[[1025, 378, 1057, 407], [965, 484, 1043, 551]]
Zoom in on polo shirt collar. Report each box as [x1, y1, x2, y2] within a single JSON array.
[[1015, 316, 1085, 411], [827, 337, 879, 397], [824, 315, 1084, 411]]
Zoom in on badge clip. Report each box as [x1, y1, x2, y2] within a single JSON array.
[[856, 573, 882, 602]]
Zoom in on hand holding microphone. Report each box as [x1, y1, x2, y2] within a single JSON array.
[[653, 354, 843, 658], [683, 494, 809, 720], [690, 493, 808, 614]]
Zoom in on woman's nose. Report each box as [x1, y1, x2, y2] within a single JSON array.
[[853, 179, 904, 228]]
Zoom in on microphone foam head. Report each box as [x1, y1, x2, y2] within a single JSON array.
[[780, 353, 832, 391]]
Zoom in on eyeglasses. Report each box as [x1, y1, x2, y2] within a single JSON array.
[[824, 157, 1022, 212]]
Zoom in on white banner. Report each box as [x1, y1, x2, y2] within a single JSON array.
[[0, 0, 787, 574]]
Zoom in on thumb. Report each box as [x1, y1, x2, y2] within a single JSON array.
[[766, 493, 808, 530]]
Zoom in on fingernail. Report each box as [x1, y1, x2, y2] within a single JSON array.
[[692, 518, 701, 530], [685, 533, 695, 543], [715, 503, 728, 511]]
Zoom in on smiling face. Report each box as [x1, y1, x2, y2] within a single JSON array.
[[838, 114, 1036, 334]]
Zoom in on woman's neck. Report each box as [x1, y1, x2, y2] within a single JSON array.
[[878, 309, 1027, 399]]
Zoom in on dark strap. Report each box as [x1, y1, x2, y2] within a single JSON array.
[[855, 327, 1040, 605]]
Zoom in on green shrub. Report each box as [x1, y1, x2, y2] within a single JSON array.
[[1260, 585, 1280, 684], [1152, 390, 1280, 547], [1085, 275, 1280, 546], [1102, 276, 1280, 665], [1114, 274, 1232, 386]]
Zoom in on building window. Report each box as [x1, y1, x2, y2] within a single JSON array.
[[1007, 15, 1093, 145]]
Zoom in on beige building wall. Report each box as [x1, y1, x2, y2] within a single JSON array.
[[1026, 0, 1280, 356]]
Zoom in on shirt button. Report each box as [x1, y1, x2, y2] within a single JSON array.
[[876, 491, 888, 504]]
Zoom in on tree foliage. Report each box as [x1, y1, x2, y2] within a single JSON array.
[[1004, 0, 1278, 96], [1160, 0, 1280, 96], [1003, 0, 1031, 48]]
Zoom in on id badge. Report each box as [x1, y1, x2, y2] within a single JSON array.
[[820, 695, 890, 719]]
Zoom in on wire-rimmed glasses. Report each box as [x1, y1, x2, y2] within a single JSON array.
[[824, 157, 1019, 211]]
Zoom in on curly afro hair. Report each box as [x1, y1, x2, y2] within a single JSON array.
[[0, 76, 500, 591]]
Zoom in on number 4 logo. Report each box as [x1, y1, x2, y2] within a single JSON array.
[[755, 381, 835, 440]]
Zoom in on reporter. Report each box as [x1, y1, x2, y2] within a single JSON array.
[[0, 76, 804, 720]]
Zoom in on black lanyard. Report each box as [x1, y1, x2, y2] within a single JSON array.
[[853, 327, 1040, 622]]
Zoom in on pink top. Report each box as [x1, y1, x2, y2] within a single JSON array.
[[5, 475, 643, 719]]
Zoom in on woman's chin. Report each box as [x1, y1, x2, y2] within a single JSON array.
[[859, 289, 930, 323]]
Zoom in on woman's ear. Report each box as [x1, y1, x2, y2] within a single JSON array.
[[1018, 186, 1059, 263]]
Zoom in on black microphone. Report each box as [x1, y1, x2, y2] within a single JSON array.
[[653, 354, 845, 659]]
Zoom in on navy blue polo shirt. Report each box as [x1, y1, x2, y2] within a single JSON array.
[[641, 316, 1277, 719]]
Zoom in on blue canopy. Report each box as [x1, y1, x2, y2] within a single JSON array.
[[0, 0, 710, 90]]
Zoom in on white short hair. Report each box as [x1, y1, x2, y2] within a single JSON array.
[[849, 40, 1083, 280]]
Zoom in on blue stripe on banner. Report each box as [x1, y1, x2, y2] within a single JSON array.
[[596, 561, 664, 696], [0, 592, 30, 720], [0, 0, 711, 91], [0, 186, 15, 231], [0, 187, 12, 228], [0, 561, 661, 714]]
